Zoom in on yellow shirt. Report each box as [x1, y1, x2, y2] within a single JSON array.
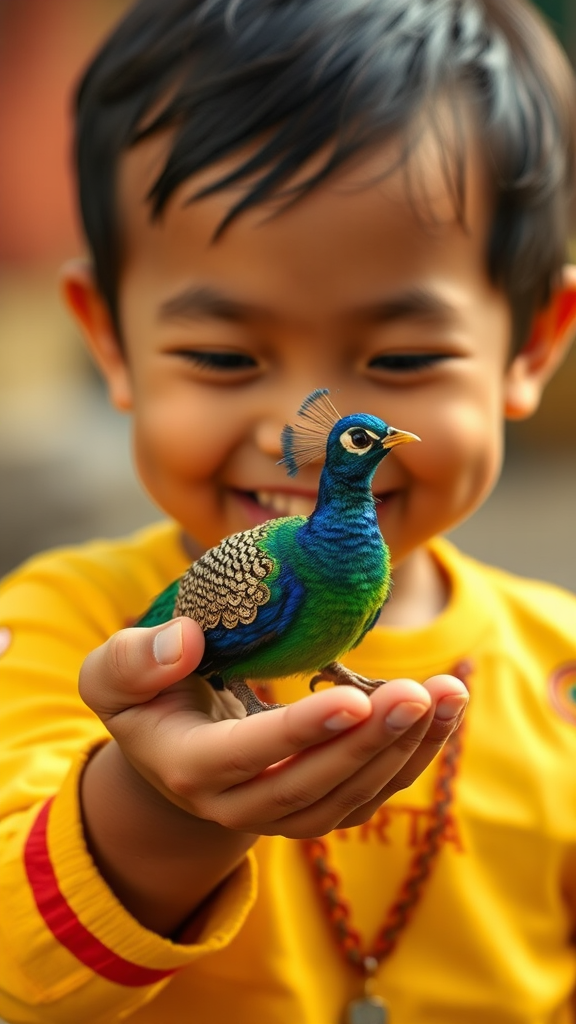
[[1, 522, 575, 1024]]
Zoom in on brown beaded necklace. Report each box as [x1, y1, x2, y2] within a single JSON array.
[[303, 721, 463, 1023], [257, 660, 470, 1024]]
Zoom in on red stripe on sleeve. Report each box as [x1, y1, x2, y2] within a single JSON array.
[[24, 799, 178, 987]]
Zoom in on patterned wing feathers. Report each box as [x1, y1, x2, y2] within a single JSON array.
[[175, 525, 275, 630]]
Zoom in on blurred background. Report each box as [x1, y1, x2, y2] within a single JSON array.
[[0, 0, 575, 590]]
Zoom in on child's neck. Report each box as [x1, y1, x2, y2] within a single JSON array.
[[377, 545, 449, 629]]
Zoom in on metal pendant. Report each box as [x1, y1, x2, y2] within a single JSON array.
[[345, 995, 388, 1024]]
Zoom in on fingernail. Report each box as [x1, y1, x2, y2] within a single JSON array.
[[153, 621, 183, 665], [434, 693, 468, 721], [324, 710, 364, 731], [385, 701, 429, 730]]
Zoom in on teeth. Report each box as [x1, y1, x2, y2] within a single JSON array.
[[288, 495, 317, 516], [255, 491, 316, 517], [257, 490, 272, 507]]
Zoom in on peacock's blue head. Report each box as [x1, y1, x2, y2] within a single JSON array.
[[325, 413, 419, 485], [280, 389, 420, 483]]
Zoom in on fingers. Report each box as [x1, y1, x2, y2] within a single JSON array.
[[220, 689, 431, 830], [187, 675, 467, 832], [275, 676, 468, 835], [192, 685, 374, 784], [353, 673, 468, 809], [186, 678, 427, 790], [276, 674, 468, 836], [79, 617, 205, 720]]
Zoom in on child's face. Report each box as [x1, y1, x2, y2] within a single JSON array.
[[86, 131, 520, 565]]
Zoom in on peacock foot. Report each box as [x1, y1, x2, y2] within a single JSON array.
[[226, 679, 285, 715], [309, 661, 387, 695]]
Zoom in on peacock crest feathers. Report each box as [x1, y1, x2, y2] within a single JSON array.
[[279, 388, 341, 477], [175, 524, 275, 629]]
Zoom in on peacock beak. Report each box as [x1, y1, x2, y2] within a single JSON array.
[[382, 427, 421, 449]]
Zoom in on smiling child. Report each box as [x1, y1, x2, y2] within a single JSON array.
[[1, 1, 576, 1022]]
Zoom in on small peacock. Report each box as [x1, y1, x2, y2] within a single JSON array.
[[138, 390, 419, 714]]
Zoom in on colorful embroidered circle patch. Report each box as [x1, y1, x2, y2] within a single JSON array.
[[0, 627, 11, 657], [548, 662, 576, 726]]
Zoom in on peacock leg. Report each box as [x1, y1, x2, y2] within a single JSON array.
[[309, 661, 386, 695], [226, 679, 285, 715]]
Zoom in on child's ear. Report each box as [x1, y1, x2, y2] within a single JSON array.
[[504, 265, 576, 421], [59, 259, 133, 412]]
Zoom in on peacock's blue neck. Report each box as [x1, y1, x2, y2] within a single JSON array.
[[318, 463, 374, 512], [301, 463, 382, 549]]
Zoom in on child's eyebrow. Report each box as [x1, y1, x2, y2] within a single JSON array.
[[158, 286, 266, 325], [158, 284, 457, 326], [351, 288, 458, 325]]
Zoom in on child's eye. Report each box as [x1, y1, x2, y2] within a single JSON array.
[[177, 350, 258, 371], [368, 353, 448, 372]]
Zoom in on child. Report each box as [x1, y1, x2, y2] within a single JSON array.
[[1, 0, 576, 1021]]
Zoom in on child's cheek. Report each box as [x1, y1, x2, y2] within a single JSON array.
[[133, 398, 230, 480], [403, 398, 504, 496]]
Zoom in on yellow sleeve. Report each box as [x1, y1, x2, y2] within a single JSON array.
[[0, 543, 258, 1023]]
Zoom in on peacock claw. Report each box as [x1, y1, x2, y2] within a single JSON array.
[[309, 661, 386, 694], [226, 679, 285, 715]]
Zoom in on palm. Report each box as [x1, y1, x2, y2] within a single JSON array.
[[151, 673, 247, 723]]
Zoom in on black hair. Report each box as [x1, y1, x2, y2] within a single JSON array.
[[74, 0, 576, 349]]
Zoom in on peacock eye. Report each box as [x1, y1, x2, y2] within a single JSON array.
[[339, 427, 379, 454], [350, 429, 370, 448]]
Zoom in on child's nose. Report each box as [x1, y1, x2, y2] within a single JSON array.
[[254, 418, 327, 466], [254, 420, 284, 458]]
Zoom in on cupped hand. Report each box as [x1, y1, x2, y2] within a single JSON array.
[[80, 617, 468, 840]]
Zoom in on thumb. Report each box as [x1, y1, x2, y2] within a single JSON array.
[[79, 617, 205, 721]]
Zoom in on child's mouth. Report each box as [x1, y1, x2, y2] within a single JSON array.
[[252, 490, 316, 517], [234, 489, 316, 521], [233, 488, 395, 524]]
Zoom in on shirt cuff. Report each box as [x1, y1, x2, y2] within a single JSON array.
[[3, 743, 257, 1010]]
